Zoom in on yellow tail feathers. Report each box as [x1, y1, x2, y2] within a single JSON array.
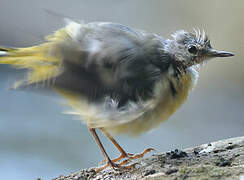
[[0, 45, 61, 88], [0, 28, 71, 88]]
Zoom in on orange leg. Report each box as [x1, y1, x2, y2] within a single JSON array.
[[88, 128, 136, 172], [88, 128, 117, 171], [100, 128, 155, 164]]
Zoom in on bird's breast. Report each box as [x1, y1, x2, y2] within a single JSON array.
[[57, 66, 199, 136], [105, 66, 198, 136]]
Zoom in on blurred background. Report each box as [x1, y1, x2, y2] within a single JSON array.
[[0, 0, 243, 179]]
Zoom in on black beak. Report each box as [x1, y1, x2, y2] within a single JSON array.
[[208, 49, 234, 57]]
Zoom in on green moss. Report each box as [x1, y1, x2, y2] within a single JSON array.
[[177, 165, 232, 180], [208, 167, 231, 177], [178, 166, 190, 174], [191, 166, 209, 174]]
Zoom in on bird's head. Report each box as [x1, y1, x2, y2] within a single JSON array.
[[164, 29, 234, 67]]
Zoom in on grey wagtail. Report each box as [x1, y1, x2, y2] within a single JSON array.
[[0, 20, 234, 171]]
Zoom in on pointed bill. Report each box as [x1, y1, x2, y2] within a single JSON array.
[[208, 49, 234, 57]]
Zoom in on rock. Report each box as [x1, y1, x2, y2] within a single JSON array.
[[53, 136, 244, 180]]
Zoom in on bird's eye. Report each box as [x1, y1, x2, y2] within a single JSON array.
[[188, 45, 198, 54]]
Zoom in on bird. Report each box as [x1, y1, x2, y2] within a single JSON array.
[[0, 20, 234, 171]]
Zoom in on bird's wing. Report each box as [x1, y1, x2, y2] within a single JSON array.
[[56, 22, 163, 100], [52, 21, 172, 128], [0, 20, 171, 128]]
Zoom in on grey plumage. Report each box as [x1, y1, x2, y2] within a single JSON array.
[[0, 21, 234, 135], [56, 23, 169, 106], [0, 19, 235, 171]]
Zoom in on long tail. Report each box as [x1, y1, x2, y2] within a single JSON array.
[[0, 28, 69, 89]]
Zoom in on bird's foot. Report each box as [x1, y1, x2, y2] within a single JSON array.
[[98, 148, 155, 166], [125, 148, 155, 160], [96, 158, 137, 172]]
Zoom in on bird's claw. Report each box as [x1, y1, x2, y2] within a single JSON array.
[[96, 160, 138, 172], [97, 148, 155, 167]]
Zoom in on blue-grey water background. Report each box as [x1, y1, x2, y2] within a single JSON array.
[[0, 0, 243, 179]]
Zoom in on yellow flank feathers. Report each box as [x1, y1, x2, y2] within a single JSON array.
[[105, 71, 194, 136], [54, 69, 195, 136], [0, 28, 70, 88]]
